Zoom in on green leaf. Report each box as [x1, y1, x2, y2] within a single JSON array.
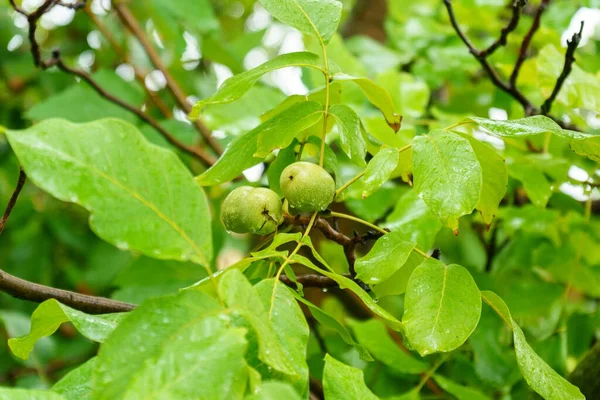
[[255, 101, 323, 157], [481, 291, 584, 400], [291, 294, 373, 361], [52, 358, 96, 400], [360, 147, 399, 199], [6, 119, 213, 266], [354, 231, 416, 284], [291, 252, 403, 331], [349, 319, 428, 374], [383, 190, 442, 250], [371, 252, 425, 298], [463, 116, 563, 137], [144, 0, 219, 35], [455, 133, 507, 225], [432, 374, 490, 400], [245, 381, 302, 400], [255, 279, 310, 395], [403, 259, 481, 356], [0, 389, 65, 400], [119, 319, 248, 400], [412, 130, 482, 232], [218, 270, 304, 380], [258, 0, 342, 44], [328, 104, 367, 166], [8, 300, 125, 360], [92, 291, 225, 399], [513, 323, 584, 400], [196, 102, 321, 185], [375, 71, 430, 118], [190, 52, 324, 117], [332, 73, 402, 132], [323, 354, 378, 400]]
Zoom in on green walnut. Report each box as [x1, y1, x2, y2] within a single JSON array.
[[221, 186, 283, 235], [280, 161, 335, 213]]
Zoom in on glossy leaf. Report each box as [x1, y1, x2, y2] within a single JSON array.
[[328, 104, 367, 166], [355, 230, 416, 284], [92, 291, 224, 399], [463, 116, 563, 137], [371, 252, 425, 298], [119, 318, 248, 400], [258, 0, 342, 44], [52, 358, 96, 400], [481, 291, 584, 400], [332, 73, 401, 132], [323, 354, 378, 400], [349, 319, 428, 374], [197, 102, 321, 185], [292, 294, 372, 361], [412, 130, 482, 232], [255, 101, 323, 157], [360, 147, 399, 199], [383, 190, 442, 250], [190, 52, 324, 117], [6, 119, 213, 266], [255, 279, 310, 395], [9, 299, 125, 360], [218, 270, 305, 381], [456, 133, 507, 225], [403, 259, 481, 356], [291, 252, 403, 331]]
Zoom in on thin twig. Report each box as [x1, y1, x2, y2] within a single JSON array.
[[7, 2, 215, 165], [443, 0, 536, 114], [540, 21, 584, 115], [85, 7, 173, 118], [0, 269, 135, 314], [0, 167, 26, 236], [113, 4, 223, 155], [480, 0, 527, 57], [51, 52, 216, 165], [510, 0, 550, 87]]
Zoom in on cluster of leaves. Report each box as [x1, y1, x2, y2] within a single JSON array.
[[1, 0, 599, 399]]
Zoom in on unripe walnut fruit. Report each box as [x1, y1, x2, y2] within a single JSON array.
[[280, 162, 335, 213], [221, 186, 283, 235]]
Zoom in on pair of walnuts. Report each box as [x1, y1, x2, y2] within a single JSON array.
[[221, 162, 335, 235]]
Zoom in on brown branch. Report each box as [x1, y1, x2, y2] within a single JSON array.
[[479, 0, 527, 57], [0, 167, 26, 236], [8, 1, 215, 165], [443, 0, 536, 115], [280, 274, 343, 289], [56, 0, 86, 9], [85, 7, 173, 118], [50, 51, 216, 165], [113, 4, 223, 155], [509, 0, 550, 87], [540, 21, 584, 115], [0, 269, 135, 314], [0, 167, 132, 314]]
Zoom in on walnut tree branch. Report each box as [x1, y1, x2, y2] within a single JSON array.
[[7, 1, 215, 166], [0, 167, 26, 236], [479, 0, 527, 58], [443, 0, 536, 114], [114, 4, 223, 155], [540, 21, 584, 115], [0, 167, 133, 314]]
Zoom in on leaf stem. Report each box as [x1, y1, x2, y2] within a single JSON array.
[[328, 211, 388, 235], [319, 40, 330, 167], [270, 212, 318, 319], [415, 354, 449, 392], [334, 171, 365, 199], [542, 132, 552, 153], [444, 121, 469, 131]]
